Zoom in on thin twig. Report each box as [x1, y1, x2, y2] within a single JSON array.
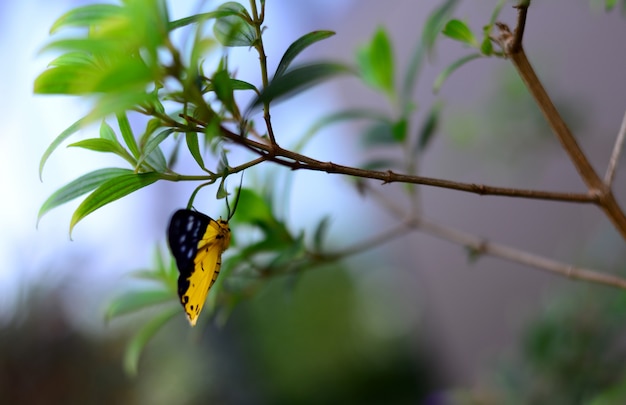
[[416, 218, 626, 290], [604, 110, 626, 186], [215, 126, 597, 203]]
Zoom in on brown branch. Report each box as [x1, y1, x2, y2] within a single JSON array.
[[345, 181, 626, 291], [511, 1, 529, 52], [499, 12, 626, 240], [416, 217, 626, 290], [217, 126, 596, 203], [605, 110, 626, 186]]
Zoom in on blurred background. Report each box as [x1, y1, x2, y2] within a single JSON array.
[[2, 0, 626, 403]]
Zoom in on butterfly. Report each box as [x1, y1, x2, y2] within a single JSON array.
[[168, 209, 231, 326]]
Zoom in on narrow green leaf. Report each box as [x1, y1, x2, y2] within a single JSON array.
[[433, 53, 482, 93], [106, 289, 175, 321], [212, 69, 236, 114], [392, 118, 407, 142], [274, 30, 335, 78], [39, 117, 89, 180], [313, 216, 331, 253], [248, 63, 353, 113], [213, 2, 256, 47], [185, 132, 207, 171], [68, 138, 127, 154], [116, 112, 140, 159], [231, 188, 273, 225], [361, 121, 396, 146], [168, 10, 236, 31], [33, 64, 99, 95], [123, 306, 180, 376], [421, 0, 459, 52], [136, 129, 174, 169], [416, 101, 443, 153], [100, 121, 118, 142], [38, 168, 132, 224], [442, 19, 479, 47], [47, 52, 97, 68], [70, 172, 161, 234], [295, 108, 391, 152], [205, 78, 257, 93], [49, 4, 123, 33]]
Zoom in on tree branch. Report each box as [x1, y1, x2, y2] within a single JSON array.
[[216, 126, 596, 204], [604, 110, 626, 186], [498, 10, 626, 240]]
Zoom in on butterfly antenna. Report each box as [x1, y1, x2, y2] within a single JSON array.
[[227, 172, 245, 221]]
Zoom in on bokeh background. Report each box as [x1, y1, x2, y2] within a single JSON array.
[[2, 0, 626, 403]]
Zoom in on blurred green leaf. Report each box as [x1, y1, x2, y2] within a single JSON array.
[[100, 121, 118, 142], [357, 27, 395, 96], [212, 69, 237, 115], [313, 216, 331, 253], [138, 129, 171, 172], [123, 306, 180, 376], [213, 2, 257, 47], [232, 188, 273, 225], [296, 108, 390, 152], [68, 138, 128, 154], [70, 172, 161, 234], [415, 101, 442, 152], [362, 121, 396, 146], [116, 112, 140, 159], [433, 53, 482, 93], [38, 168, 132, 224], [248, 63, 353, 113], [49, 4, 123, 33], [421, 0, 459, 52], [442, 19, 479, 47], [392, 118, 407, 142], [106, 289, 175, 321], [168, 10, 235, 31], [185, 132, 208, 172], [39, 117, 89, 180], [274, 30, 336, 78], [205, 78, 257, 93]]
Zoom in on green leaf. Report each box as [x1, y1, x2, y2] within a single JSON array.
[[416, 101, 443, 152], [313, 216, 331, 252], [106, 289, 175, 321], [116, 112, 140, 159], [212, 69, 236, 114], [362, 121, 396, 146], [168, 10, 236, 31], [421, 0, 459, 52], [136, 129, 173, 170], [231, 188, 273, 225], [295, 108, 391, 152], [38, 168, 132, 224], [33, 64, 99, 95], [68, 138, 128, 154], [433, 53, 482, 93], [123, 306, 180, 376], [248, 63, 353, 113], [70, 172, 161, 234], [39, 117, 89, 180], [100, 121, 118, 142], [213, 2, 257, 47], [46, 52, 97, 68], [392, 118, 407, 142], [442, 19, 479, 47], [185, 132, 207, 172], [274, 30, 336, 78], [205, 78, 257, 93], [357, 27, 395, 96], [49, 4, 123, 33]]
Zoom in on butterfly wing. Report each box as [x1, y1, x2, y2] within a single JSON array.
[[168, 209, 230, 326]]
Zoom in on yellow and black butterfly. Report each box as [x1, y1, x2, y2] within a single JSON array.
[[168, 210, 231, 326]]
